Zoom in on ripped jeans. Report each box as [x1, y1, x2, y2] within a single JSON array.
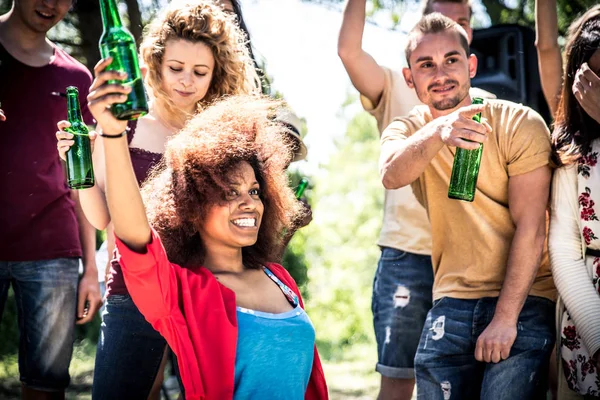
[[372, 247, 433, 379], [415, 296, 555, 400]]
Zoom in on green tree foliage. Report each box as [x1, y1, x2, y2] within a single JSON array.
[[283, 170, 312, 294], [304, 0, 598, 34], [0, 290, 18, 359], [478, 0, 597, 34], [282, 135, 312, 290], [301, 108, 383, 357]]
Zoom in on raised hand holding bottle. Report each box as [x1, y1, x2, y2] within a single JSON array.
[[448, 97, 484, 202], [99, 0, 148, 120], [64, 86, 95, 189]]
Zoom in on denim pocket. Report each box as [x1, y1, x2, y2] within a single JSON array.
[[431, 296, 449, 310], [380, 248, 408, 262], [514, 296, 555, 351]]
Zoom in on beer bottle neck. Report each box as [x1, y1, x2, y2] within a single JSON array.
[[471, 97, 483, 123], [67, 93, 83, 123], [100, 0, 123, 30]]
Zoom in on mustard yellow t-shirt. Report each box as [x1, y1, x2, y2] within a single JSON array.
[[362, 67, 496, 255], [381, 99, 556, 301]]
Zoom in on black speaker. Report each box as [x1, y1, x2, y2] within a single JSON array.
[[471, 24, 552, 124]]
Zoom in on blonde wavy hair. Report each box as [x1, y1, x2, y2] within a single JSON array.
[[139, 0, 259, 126]]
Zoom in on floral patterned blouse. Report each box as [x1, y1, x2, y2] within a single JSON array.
[[560, 147, 600, 396]]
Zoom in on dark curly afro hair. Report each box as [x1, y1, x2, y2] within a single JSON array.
[[141, 94, 305, 268]]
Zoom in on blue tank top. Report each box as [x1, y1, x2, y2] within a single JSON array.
[[233, 267, 315, 399]]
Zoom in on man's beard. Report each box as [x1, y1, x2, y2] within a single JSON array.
[[422, 80, 470, 111], [432, 95, 463, 111]]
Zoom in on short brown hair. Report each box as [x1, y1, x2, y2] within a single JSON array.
[[405, 13, 470, 66], [422, 0, 473, 18]]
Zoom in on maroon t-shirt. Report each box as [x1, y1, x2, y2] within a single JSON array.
[[106, 121, 163, 295], [0, 44, 94, 261]]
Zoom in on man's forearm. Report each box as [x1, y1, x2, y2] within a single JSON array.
[[380, 126, 444, 189], [495, 223, 546, 323]]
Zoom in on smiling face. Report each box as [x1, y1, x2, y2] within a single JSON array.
[[403, 31, 477, 114], [160, 39, 215, 113], [13, 0, 73, 34], [199, 161, 264, 251]]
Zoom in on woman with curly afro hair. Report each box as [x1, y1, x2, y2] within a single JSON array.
[[97, 94, 328, 399], [56, 1, 258, 398]]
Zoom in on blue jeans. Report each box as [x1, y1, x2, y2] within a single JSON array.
[[415, 296, 555, 399], [93, 294, 167, 399], [372, 247, 434, 379], [0, 258, 79, 391]]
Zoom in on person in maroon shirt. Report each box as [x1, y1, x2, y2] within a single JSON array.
[[56, 1, 259, 398], [0, 0, 102, 398]]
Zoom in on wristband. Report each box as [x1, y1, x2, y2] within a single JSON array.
[[99, 128, 127, 138]]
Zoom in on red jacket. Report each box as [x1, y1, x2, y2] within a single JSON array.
[[115, 229, 329, 400]]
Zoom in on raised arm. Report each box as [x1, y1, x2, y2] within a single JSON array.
[[535, 0, 563, 116], [87, 58, 151, 252], [337, 0, 386, 105], [379, 103, 489, 189]]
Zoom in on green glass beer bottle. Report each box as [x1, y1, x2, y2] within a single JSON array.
[[65, 86, 95, 189], [447, 97, 484, 202], [295, 177, 309, 199], [99, 0, 148, 120]]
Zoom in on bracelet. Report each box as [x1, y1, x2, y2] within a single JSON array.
[[99, 128, 128, 138]]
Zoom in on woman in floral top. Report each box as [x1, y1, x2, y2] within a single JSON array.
[[548, 6, 600, 398]]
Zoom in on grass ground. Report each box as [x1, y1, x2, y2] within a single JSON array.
[[322, 344, 380, 399], [0, 341, 406, 400]]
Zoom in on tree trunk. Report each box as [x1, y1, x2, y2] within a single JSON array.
[[73, 1, 103, 71], [480, 0, 510, 25], [124, 0, 144, 45]]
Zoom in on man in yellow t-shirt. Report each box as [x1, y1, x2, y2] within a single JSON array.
[[380, 13, 556, 398], [338, 1, 494, 399]]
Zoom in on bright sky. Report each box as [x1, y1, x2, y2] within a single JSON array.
[[241, 0, 490, 175], [243, 0, 410, 175]]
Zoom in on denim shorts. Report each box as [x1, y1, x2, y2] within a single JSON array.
[[415, 296, 555, 399], [372, 247, 434, 379], [92, 294, 167, 399], [0, 258, 79, 391]]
